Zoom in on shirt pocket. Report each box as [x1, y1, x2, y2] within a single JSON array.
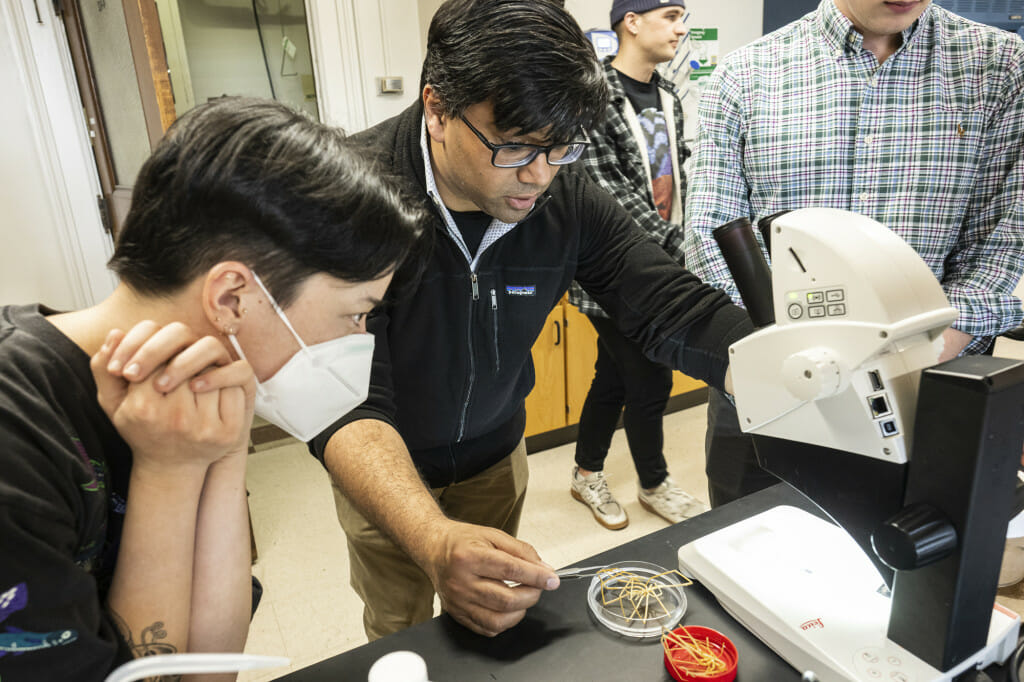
[[900, 104, 985, 204]]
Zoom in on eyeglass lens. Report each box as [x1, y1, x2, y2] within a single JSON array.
[[494, 143, 585, 168]]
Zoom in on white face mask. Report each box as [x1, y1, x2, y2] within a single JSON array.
[[227, 272, 375, 443]]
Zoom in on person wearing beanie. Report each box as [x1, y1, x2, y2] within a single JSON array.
[[610, 0, 685, 28], [568, 0, 706, 531]]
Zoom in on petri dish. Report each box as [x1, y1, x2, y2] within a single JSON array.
[[586, 560, 688, 640]]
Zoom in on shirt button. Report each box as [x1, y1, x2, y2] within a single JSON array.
[[859, 191, 870, 202], [864, 134, 875, 145]]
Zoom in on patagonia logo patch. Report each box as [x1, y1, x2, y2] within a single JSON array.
[[505, 285, 536, 297]]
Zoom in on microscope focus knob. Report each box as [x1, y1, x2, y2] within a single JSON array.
[[872, 503, 957, 571], [782, 347, 845, 401]]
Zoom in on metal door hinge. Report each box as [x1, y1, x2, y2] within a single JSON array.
[[97, 195, 112, 234]]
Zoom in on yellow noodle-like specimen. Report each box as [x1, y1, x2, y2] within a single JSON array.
[[596, 568, 691, 624], [662, 628, 731, 676]]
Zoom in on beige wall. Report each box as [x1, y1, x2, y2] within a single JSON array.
[[418, 0, 443, 54], [416, 0, 763, 70], [564, 0, 606, 31], [684, 0, 764, 54], [354, 0, 424, 127]]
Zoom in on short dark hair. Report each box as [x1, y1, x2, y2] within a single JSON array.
[[109, 98, 426, 306], [422, 0, 608, 141]]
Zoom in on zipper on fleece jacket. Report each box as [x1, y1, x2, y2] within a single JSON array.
[[490, 288, 500, 374], [456, 271, 479, 448], [426, 189, 482, 473], [427, 187, 549, 463]]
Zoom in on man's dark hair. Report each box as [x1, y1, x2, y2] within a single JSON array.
[[109, 98, 426, 306], [421, 0, 608, 141]]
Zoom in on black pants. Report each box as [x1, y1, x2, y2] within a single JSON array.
[[574, 315, 673, 490], [704, 387, 779, 507]]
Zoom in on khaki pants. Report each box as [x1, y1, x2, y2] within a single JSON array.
[[332, 439, 529, 640]]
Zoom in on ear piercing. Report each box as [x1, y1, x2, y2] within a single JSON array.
[[215, 309, 244, 333]]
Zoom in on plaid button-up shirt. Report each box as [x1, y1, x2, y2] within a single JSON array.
[[683, 0, 1024, 352], [570, 57, 690, 318]]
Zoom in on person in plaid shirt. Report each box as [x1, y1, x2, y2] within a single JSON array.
[[683, 0, 1024, 508], [568, 0, 708, 530]]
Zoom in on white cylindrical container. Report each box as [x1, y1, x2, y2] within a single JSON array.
[[367, 650, 430, 682]]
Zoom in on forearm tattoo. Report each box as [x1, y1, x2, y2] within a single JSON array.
[[110, 609, 180, 681]]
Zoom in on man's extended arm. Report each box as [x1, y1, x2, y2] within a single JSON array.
[[322, 419, 558, 637], [571, 170, 753, 391], [313, 309, 557, 638]]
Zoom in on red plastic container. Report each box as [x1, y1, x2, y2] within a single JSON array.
[[662, 625, 738, 682]]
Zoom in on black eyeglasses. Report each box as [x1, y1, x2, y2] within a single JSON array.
[[460, 116, 589, 168]]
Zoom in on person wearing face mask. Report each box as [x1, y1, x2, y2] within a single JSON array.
[[0, 97, 424, 681], [226, 271, 378, 444]]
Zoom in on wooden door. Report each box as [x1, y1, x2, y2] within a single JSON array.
[[671, 370, 705, 396], [563, 303, 705, 424], [564, 303, 599, 425], [60, 0, 174, 238], [60, 0, 322, 238], [524, 303, 568, 437], [526, 300, 708, 439]]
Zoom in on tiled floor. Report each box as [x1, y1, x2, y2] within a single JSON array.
[[241, 336, 1024, 680]]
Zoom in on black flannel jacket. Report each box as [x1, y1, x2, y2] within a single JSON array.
[[570, 57, 691, 318]]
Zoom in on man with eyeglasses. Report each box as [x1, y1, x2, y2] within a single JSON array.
[[309, 0, 754, 640]]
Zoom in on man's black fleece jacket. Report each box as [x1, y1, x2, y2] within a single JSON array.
[[310, 102, 753, 488]]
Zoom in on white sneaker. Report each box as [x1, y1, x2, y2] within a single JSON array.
[[638, 476, 708, 524], [571, 466, 628, 530], [999, 537, 1024, 588]]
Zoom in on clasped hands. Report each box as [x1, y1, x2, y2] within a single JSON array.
[[90, 321, 256, 473]]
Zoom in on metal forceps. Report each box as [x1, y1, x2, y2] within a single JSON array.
[[554, 565, 607, 580]]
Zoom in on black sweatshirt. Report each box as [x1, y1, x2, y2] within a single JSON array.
[[0, 304, 133, 679], [310, 102, 753, 487]]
